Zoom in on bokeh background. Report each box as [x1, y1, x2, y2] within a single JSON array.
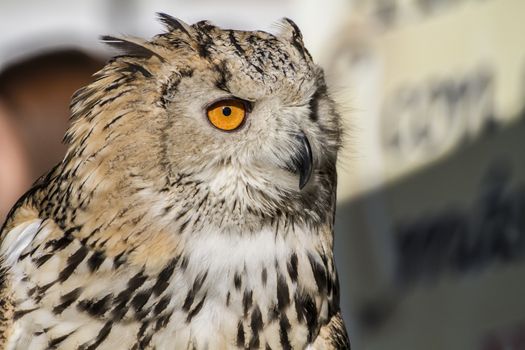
[[1, 0, 524, 349]]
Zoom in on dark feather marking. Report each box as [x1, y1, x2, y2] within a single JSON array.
[[195, 29, 214, 58], [175, 208, 189, 221], [101, 35, 165, 62], [279, 314, 292, 350], [179, 218, 190, 234], [163, 204, 174, 213], [58, 246, 88, 282], [18, 250, 32, 261], [152, 257, 177, 296], [131, 290, 152, 313], [181, 292, 194, 313], [229, 30, 245, 55], [249, 306, 263, 348], [119, 62, 153, 78], [53, 287, 83, 314], [268, 304, 279, 322], [13, 307, 38, 320], [182, 271, 208, 311], [127, 271, 148, 291], [77, 294, 113, 317], [308, 84, 326, 122], [287, 253, 298, 282], [110, 271, 147, 321], [46, 235, 74, 252], [160, 69, 192, 107], [157, 12, 192, 37], [237, 321, 245, 347], [234, 272, 242, 290], [111, 300, 128, 322], [48, 330, 76, 348], [87, 251, 105, 272], [186, 293, 207, 322], [226, 291, 231, 306], [215, 61, 232, 92], [103, 75, 133, 93], [154, 296, 171, 314], [139, 333, 154, 348], [31, 281, 55, 302], [246, 37, 266, 76], [180, 255, 189, 270], [324, 313, 350, 349], [276, 274, 290, 311], [295, 292, 318, 342], [197, 192, 209, 209], [113, 251, 127, 269], [282, 18, 311, 61], [98, 88, 133, 107], [103, 112, 131, 131], [34, 253, 53, 267], [291, 39, 308, 61], [80, 321, 113, 350], [137, 322, 148, 339], [308, 253, 327, 293], [330, 274, 341, 316], [155, 313, 172, 331], [261, 267, 267, 286], [242, 290, 253, 317]]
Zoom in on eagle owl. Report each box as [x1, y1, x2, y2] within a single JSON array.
[[0, 14, 349, 349]]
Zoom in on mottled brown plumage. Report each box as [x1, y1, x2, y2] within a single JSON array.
[[0, 14, 349, 349]]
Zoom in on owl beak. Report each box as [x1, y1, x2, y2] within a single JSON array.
[[293, 131, 313, 190]]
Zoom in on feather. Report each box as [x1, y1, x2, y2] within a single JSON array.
[[157, 12, 193, 38], [100, 36, 165, 62]]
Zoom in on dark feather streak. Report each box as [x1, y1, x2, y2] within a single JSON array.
[[186, 293, 207, 322], [58, 246, 88, 282], [249, 306, 263, 348], [152, 258, 178, 296], [119, 62, 153, 78], [157, 13, 192, 37], [100, 35, 165, 62], [53, 287, 83, 315]]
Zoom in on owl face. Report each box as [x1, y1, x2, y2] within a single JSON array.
[[153, 20, 341, 214], [67, 15, 341, 226]]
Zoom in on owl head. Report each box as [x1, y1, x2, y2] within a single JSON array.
[[64, 14, 341, 229]]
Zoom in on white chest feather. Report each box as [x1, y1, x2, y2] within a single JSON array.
[[1, 220, 333, 349]]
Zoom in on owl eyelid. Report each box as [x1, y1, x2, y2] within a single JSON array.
[[204, 97, 253, 112]]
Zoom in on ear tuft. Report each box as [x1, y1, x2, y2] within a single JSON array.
[[275, 18, 312, 61], [100, 36, 165, 62], [156, 12, 194, 38], [276, 18, 304, 43]]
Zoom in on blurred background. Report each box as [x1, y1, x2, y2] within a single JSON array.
[[1, 0, 524, 349]]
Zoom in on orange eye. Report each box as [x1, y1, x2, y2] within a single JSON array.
[[206, 99, 247, 131]]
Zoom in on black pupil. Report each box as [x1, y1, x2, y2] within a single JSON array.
[[222, 107, 232, 116]]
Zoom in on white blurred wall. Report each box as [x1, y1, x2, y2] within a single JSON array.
[[0, 0, 349, 70]]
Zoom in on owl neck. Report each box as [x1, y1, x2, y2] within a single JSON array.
[[38, 147, 337, 262]]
